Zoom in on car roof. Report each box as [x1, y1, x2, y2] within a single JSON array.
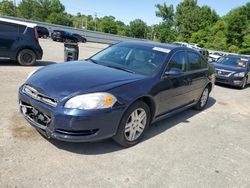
[[0, 17, 37, 28], [119, 41, 190, 51]]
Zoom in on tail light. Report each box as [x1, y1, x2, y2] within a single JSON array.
[[34, 27, 39, 42]]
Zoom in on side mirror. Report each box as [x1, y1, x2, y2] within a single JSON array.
[[165, 68, 183, 76]]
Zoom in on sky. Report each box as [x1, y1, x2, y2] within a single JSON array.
[[59, 0, 249, 25], [12, 0, 249, 25]]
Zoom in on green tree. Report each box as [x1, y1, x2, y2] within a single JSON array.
[[0, 0, 16, 16], [225, 3, 250, 49], [239, 34, 250, 54], [155, 3, 174, 24], [128, 19, 148, 38], [154, 22, 176, 43], [50, 0, 64, 13], [116, 21, 127, 36], [17, 0, 42, 20], [155, 2, 176, 43], [46, 12, 73, 26], [175, 0, 219, 41], [99, 16, 117, 34]]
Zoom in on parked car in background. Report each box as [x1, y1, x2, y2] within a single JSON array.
[[173, 42, 209, 61], [72, 33, 87, 43], [51, 30, 78, 43], [208, 53, 222, 63], [0, 18, 43, 66], [213, 55, 250, 88], [19, 41, 215, 147], [173, 42, 189, 47], [37, 26, 49, 38]]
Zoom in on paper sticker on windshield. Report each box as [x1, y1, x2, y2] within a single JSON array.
[[241, 58, 248, 61], [153, 47, 170, 53]]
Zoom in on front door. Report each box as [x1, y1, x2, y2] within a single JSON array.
[[154, 50, 193, 116]]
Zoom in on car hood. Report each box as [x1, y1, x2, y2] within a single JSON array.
[[26, 61, 145, 101], [212, 62, 246, 72]]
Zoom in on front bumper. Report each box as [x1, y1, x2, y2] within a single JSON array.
[[19, 88, 125, 142], [215, 75, 245, 87]]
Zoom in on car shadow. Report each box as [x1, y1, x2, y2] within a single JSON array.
[[48, 97, 216, 155], [0, 60, 56, 67]]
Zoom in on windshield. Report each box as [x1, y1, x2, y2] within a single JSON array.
[[217, 56, 249, 68], [91, 44, 169, 76]]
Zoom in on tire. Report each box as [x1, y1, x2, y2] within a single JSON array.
[[17, 49, 36, 66], [113, 101, 151, 147], [241, 77, 247, 89], [43, 35, 47, 39], [193, 86, 210, 110]]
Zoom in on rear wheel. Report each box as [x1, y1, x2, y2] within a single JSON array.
[[113, 101, 150, 147], [42, 35, 47, 39], [17, 49, 36, 66], [193, 86, 210, 110]]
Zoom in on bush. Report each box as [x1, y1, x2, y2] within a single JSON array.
[[238, 48, 250, 55]]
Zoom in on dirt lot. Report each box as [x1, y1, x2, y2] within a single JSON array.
[[0, 39, 250, 188]]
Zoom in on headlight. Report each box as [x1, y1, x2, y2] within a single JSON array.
[[234, 72, 245, 77], [27, 69, 38, 79], [64, 92, 117, 110]]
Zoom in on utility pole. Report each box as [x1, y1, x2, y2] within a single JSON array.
[[85, 18, 88, 30], [94, 12, 97, 31]]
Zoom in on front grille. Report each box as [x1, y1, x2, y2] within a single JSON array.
[[216, 78, 229, 83], [56, 129, 99, 136], [20, 101, 51, 130], [216, 69, 234, 77], [23, 85, 57, 107]]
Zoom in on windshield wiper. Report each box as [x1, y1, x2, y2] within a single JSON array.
[[88, 58, 98, 64], [106, 65, 135, 74]]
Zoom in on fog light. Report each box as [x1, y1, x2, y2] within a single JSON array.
[[233, 80, 242, 85]]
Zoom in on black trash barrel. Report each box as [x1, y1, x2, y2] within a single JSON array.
[[64, 43, 79, 62]]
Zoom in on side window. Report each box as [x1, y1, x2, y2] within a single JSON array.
[[18, 25, 26, 34], [187, 52, 207, 71], [0, 21, 18, 33], [167, 51, 187, 72]]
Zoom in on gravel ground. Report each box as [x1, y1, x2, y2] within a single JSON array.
[[0, 39, 250, 188]]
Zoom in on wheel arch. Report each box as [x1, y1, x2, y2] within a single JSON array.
[[206, 82, 213, 93], [16, 47, 37, 60]]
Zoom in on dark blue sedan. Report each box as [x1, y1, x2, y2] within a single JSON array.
[[19, 41, 215, 147], [213, 55, 250, 89]]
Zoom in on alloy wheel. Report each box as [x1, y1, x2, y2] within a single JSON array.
[[124, 108, 147, 141], [200, 88, 209, 107]]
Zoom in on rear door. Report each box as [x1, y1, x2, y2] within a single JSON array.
[[0, 21, 25, 59], [186, 51, 208, 101]]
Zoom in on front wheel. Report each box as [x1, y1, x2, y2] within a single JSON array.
[[113, 101, 150, 147], [193, 86, 210, 110], [17, 49, 36, 66], [241, 77, 248, 89]]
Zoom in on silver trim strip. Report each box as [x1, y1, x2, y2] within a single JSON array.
[[215, 69, 234, 77], [23, 85, 58, 107]]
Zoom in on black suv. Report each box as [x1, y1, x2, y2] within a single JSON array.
[[37, 26, 49, 38], [52, 30, 77, 43], [0, 18, 43, 66], [213, 55, 250, 88]]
